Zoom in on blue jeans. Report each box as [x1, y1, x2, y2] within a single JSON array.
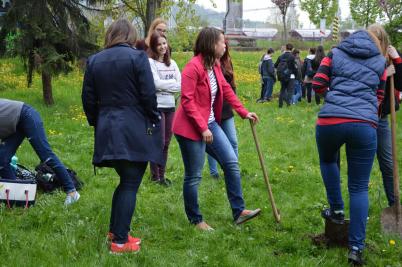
[[292, 80, 302, 104], [207, 117, 238, 176], [316, 122, 377, 250], [260, 77, 275, 100], [377, 117, 394, 206], [176, 121, 245, 224], [110, 160, 147, 244], [0, 104, 76, 193]]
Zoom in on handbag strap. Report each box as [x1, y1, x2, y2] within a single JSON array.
[[25, 190, 29, 209], [5, 189, 10, 209]]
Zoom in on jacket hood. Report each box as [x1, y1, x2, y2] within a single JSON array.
[[306, 54, 315, 60], [338, 30, 381, 59]]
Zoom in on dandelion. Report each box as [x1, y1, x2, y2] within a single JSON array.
[[389, 239, 396, 246]]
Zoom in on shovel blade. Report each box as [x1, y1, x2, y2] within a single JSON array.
[[381, 206, 402, 238]]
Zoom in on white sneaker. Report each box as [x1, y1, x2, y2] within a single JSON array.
[[64, 191, 80, 206]]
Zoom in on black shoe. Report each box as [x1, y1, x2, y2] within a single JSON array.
[[211, 173, 220, 179], [348, 248, 364, 265], [159, 178, 172, 187], [321, 208, 345, 224]]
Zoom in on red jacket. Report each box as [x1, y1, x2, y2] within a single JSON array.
[[172, 54, 249, 141]]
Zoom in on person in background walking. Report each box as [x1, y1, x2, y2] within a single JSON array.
[[302, 47, 316, 100], [257, 48, 276, 103], [310, 45, 325, 105], [291, 49, 303, 104], [275, 43, 297, 108]]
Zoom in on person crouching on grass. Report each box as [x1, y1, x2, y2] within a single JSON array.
[[0, 98, 80, 206], [147, 31, 181, 186], [172, 27, 261, 231], [82, 19, 162, 254]]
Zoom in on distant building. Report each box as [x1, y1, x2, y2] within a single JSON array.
[[289, 29, 331, 41], [243, 28, 278, 40]]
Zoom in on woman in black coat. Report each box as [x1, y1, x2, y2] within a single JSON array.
[[82, 19, 162, 254]]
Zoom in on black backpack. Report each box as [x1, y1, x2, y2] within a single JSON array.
[[305, 59, 316, 78], [35, 162, 84, 193], [276, 59, 291, 82]]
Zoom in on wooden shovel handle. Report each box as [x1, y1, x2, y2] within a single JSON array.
[[389, 75, 401, 211], [249, 120, 281, 222]]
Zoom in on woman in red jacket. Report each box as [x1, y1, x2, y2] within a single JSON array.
[[172, 27, 261, 230]]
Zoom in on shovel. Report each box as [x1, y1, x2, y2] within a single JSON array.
[[249, 120, 281, 223], [381, 75, 402, 237]]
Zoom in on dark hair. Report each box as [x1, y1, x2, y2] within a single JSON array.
[[314, 45, 325, 65], [309, 47, 316, 54], [267, 48, 274, 54], [104, 19, 137, 48], [194, 27, 224, 69], [286, 43, 293, 51], [220, 39, 236, 88], [147, 31, 171, 66], [292, 49, 300, 56]]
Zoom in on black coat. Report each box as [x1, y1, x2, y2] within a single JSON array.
[[82, 44, 163, 167]]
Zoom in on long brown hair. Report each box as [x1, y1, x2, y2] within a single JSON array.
[[148, 32, 171, 66], [220, 38, 235, 88], [367, 24, 389, 57], [145, 18, 167, 46], [104, 19, 137, 49], [194, 27, 223, 69]]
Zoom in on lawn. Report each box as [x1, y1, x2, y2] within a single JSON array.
[[0, 51, 401, 266]]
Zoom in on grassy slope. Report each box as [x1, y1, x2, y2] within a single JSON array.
[[0, 51, 401, 266]]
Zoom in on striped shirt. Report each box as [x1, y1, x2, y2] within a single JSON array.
[[312, 51, 387, 127], [208, 70, 218, 124]]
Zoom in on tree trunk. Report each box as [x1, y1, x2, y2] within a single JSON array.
[[282, 14, 287, 43], [41, 71, 54, 106], [145, 0, 162, 36]]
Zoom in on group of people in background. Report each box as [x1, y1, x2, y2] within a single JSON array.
[[257, 43, 326, 107], [1, 14, 401, 265]]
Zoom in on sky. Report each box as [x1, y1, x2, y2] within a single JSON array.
[[196, 0, 351, 29]]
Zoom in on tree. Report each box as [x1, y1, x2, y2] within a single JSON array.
[[271, 0, 294, 42], [378, 0, 402, 22], [0, 0, 108, 105], [121, 0, 162, 36], [350, 0, 382, 28], [300, 0, 338, 28]]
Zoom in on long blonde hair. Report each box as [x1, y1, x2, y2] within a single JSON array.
[[367, 24, 389, 57], [145, 18, 167, 46]]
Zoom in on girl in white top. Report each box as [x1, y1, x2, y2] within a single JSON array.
[[147, 32, 181, 186]]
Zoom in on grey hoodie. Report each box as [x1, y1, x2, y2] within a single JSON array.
[[0, 98, 24, 139]]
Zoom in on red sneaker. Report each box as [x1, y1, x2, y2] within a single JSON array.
[[107, 232, 141, 245], [110, 242, 140, 254]]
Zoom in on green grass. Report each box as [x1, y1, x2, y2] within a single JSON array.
[[1, 52, 402, 266]]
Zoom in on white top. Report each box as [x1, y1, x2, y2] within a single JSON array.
[[208, 70, 218, 124], [148, 58, 181, 109]]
